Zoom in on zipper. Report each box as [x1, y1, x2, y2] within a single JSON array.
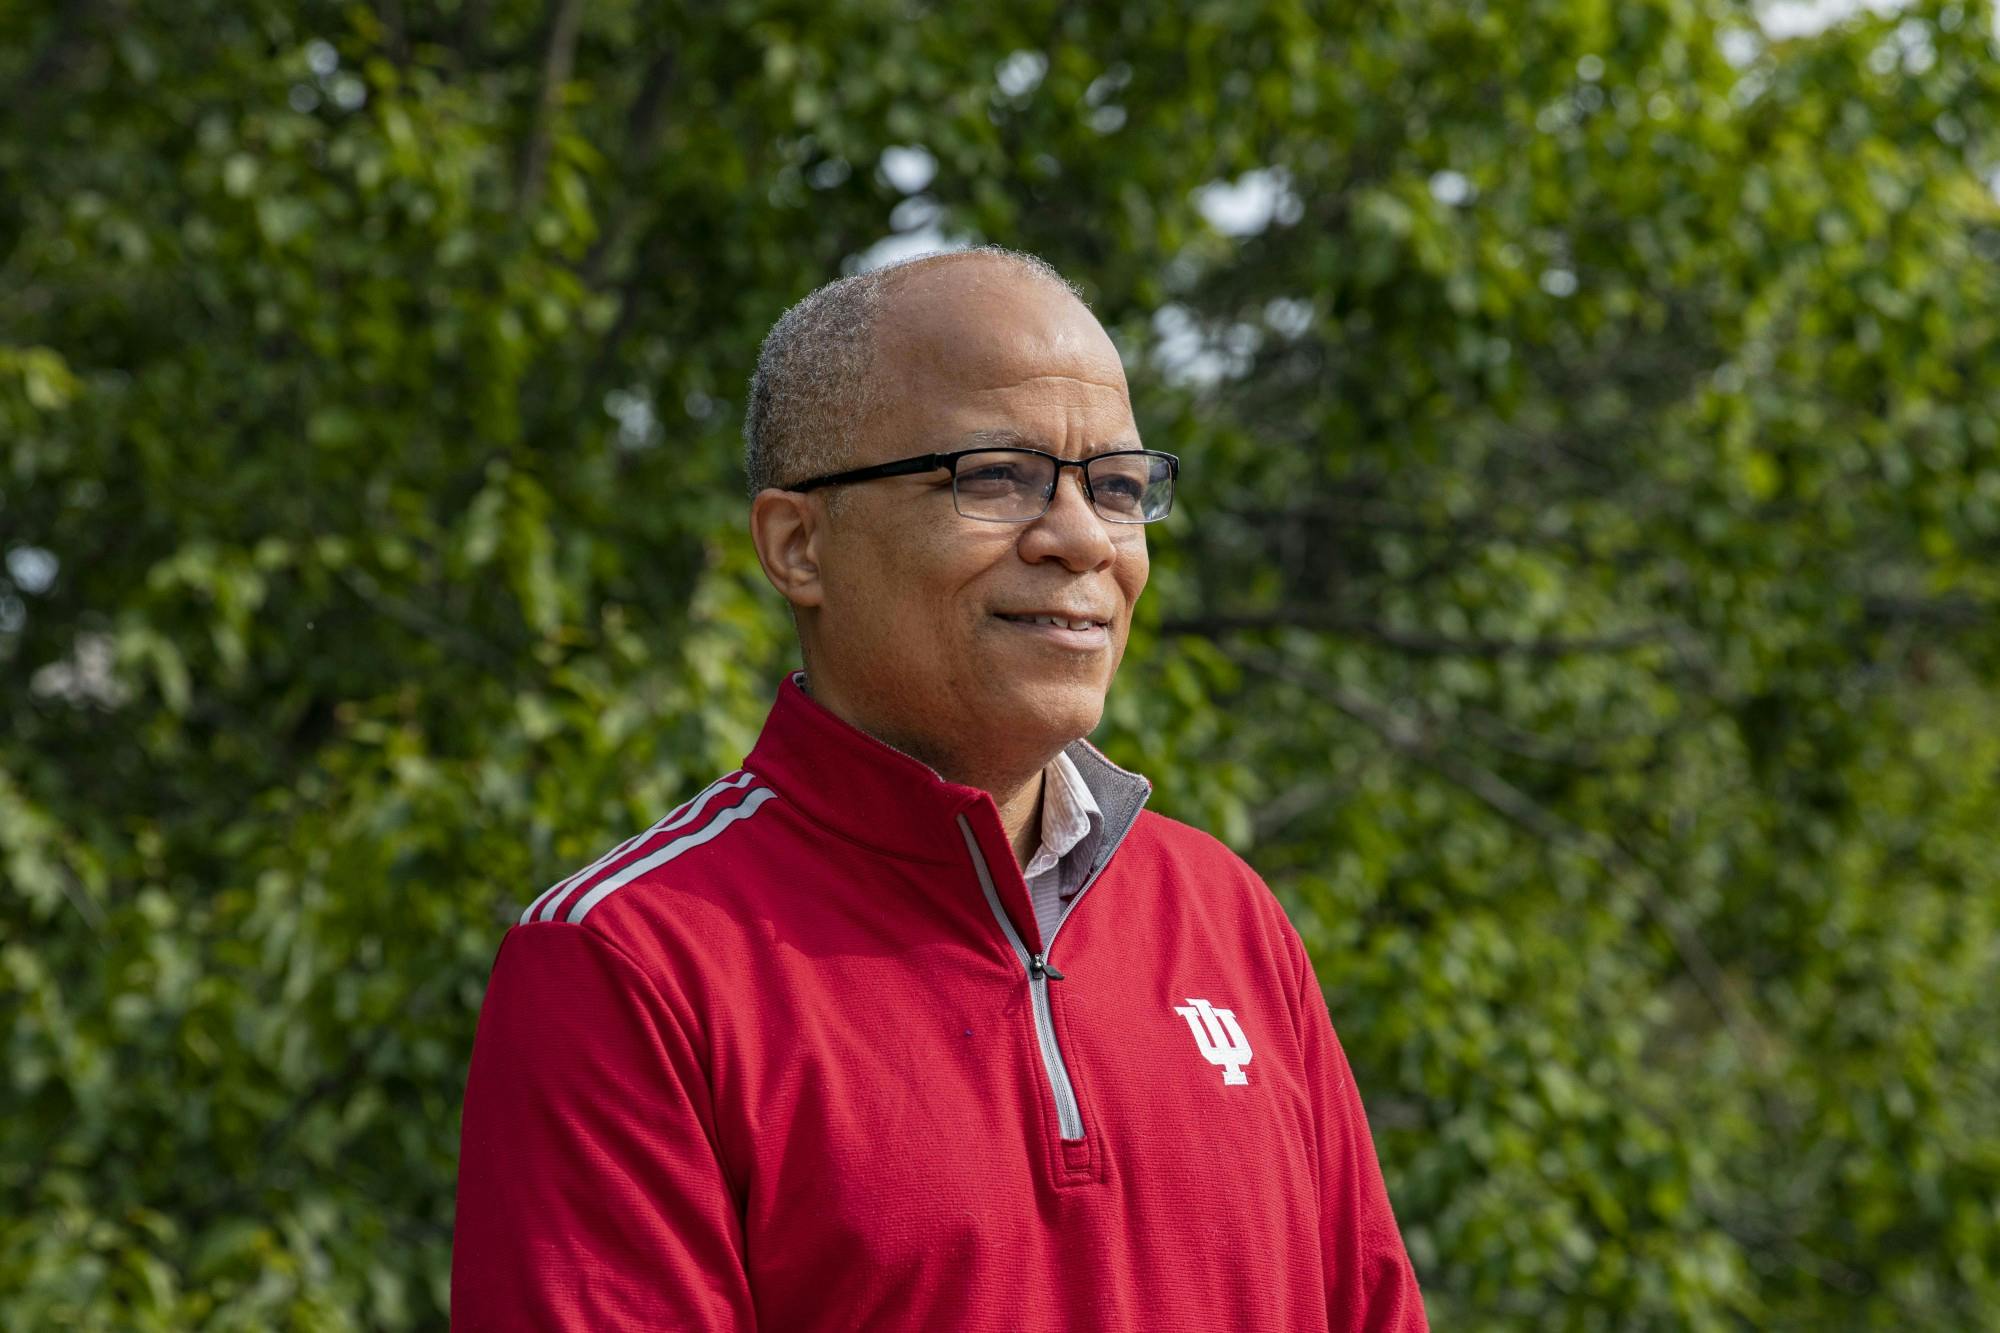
[[957, 814, 1088, 1140]]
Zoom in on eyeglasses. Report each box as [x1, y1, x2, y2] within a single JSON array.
[[788, 446, 1179, 524]]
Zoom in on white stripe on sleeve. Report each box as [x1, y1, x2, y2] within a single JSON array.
[[566, 785, 779, 924], [518, 770, 754, 925]]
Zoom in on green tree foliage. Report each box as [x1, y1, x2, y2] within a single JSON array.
[[5, 1, 1998, 1326]]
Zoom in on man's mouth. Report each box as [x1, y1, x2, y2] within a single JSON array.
[[995, 612, 1110, 631]]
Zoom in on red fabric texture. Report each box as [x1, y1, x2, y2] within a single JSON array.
[[453, 675, 1428, 1330]]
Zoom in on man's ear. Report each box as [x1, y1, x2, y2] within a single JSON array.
[[749, 488, 826, 609]]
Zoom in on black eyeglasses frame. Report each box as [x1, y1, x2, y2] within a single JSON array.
[[784, 445, 1180, 525]]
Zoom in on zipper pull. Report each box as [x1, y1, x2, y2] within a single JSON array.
[[1028, 953, 1065, 981]]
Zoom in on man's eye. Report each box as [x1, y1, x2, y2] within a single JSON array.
[[961, 464, 1027, 487]]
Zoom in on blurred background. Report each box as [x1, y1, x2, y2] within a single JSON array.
[[5, 0, 2000, 1327]]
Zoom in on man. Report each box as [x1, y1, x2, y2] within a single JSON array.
[[452, 247, 1427, 1330]]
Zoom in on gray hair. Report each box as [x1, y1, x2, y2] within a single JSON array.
[[743, 246, 1082, 498]]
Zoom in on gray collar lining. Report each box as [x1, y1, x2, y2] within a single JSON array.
[[1060, 739, 1152, 879]]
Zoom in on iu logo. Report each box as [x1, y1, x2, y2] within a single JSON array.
[[1173, 997, 1253, 1085]]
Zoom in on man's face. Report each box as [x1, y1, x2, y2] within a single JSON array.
[[803, 262, 1150, 773]]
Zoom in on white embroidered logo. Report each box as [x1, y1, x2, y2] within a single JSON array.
[[1174, 997, 1253, 1085]]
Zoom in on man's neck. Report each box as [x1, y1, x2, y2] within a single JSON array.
[[993, 769, 1046, 872]]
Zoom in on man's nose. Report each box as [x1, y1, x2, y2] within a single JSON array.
[[1021, 468, 1118, 571]]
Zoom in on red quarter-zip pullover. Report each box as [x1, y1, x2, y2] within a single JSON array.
[[452, 674, 1427, 1330]]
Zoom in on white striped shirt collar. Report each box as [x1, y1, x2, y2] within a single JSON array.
[[1023, 748, 1102, 881]]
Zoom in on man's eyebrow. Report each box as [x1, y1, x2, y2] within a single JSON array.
[[953, 428, 1144, 455]]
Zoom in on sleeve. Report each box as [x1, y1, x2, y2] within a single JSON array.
[[1286, 925, 1430, 1333], [451, 922, 757, 1331]]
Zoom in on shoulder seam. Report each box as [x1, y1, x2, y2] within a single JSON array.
[[505, 917, 744, 1195]]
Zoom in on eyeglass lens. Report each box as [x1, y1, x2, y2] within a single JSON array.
[[952, 450, 1173, 523]]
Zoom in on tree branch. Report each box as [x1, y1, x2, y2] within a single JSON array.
[[376, 0, 409, 66], [515, 0, 586, 219], [580, 45, 681, 286], [336, 567, 515, 674], [7, 0, 106, 122], [454, 0, 491, 66], [1863, 593, 1989, 629], [1228, 647, 1793, 1132], [1164, 610, 1669, 659]]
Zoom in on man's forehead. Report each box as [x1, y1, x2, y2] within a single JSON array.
[[953, 424, 1144, 455], [871, 260, 1127, 390]]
